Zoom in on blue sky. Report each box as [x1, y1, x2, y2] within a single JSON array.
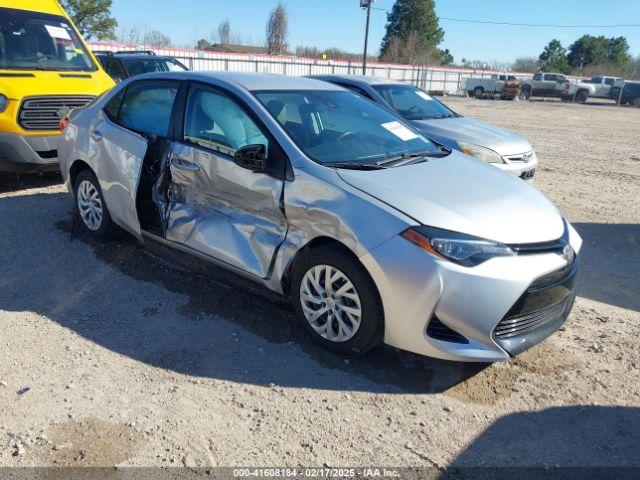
[[110, 0, 640, 63]]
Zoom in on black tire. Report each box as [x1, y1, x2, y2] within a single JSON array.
[[290, 244, 384, 356], [633, 98, 640, 107], [520, 88, 531, 100], [473, 87, 484, 99], [575, 90, 588, 103], [74, 168, 114, 239]]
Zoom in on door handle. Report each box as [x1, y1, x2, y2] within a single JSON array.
[[171, 157, 200, 172], [90, 129, 103, 141]]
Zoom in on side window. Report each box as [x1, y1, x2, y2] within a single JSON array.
[[104, 59, 127, 80], [104, 89, 125, 122], [544, 74, 557, 81], [532, 73, 542, 81], [183, 85, 268, 157], [499, 75, 506, 81], [604, 77, 614, 86], [118, 81, 179, 137]]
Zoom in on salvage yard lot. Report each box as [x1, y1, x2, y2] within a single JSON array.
[[0, 98, 639, 468]]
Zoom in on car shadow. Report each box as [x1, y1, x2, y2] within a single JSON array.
[[0, 171, 62, 194], [573, 223, 640, 312], [0, 190, 487, 394], [438, 406, 640, 478]]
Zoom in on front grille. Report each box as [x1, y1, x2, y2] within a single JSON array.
[[426, 315, 469, 344], [494, 294, 574, 339], [506, 151, 536, 164], [18, 95, 95, 131]]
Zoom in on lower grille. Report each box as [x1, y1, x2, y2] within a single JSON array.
[[18, 95, 95, 131], [494, 295, 574, 339], [426, 315, 469, 344]]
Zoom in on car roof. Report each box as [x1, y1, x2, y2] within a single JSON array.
[[96, 54, 177, 60], [311, 74, 404, 87], [128, 71, 344, 92]]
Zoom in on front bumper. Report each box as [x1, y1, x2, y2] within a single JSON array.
[[0, 132, 60, 172], [360, 223, 582, 362], [494, 152, 539, 181]]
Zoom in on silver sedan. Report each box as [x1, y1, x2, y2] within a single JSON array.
[[311, 75, 539, 181], [58, 72, 581, 362]]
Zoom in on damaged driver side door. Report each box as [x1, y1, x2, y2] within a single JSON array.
[[163, 83, 288, 279]]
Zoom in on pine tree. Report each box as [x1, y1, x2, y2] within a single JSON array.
[[380, 0, 444, 62]]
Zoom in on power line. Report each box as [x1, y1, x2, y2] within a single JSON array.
[[369, 8, 640, 28]]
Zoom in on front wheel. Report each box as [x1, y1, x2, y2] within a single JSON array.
[[575, 90, 588, 103], [474, 87, 484, 99], [520, 88, 531, 100], [290, 245, 384, 356], [74, 169, 114, 238]]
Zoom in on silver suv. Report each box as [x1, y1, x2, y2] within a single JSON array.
[[58, 72, 581, 362]]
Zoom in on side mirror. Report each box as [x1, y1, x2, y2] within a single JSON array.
[[234, 144, 267, 172]]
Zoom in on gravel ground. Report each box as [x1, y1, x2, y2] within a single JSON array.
[[0, 98, 639, 471]]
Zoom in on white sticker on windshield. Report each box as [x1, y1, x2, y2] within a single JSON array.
[[416, 91, 433, 101], [45, 25, 72, 40], [381, 121, 419, 141]]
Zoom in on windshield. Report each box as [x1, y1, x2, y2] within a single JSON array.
[[0, 7, 96, 71], [123, 58, 188, 76], [255, 90, 439, 165], [373, 84, 456, 120]]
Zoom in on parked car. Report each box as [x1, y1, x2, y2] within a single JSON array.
[[520, 72, 595, 103], [464, 74, 519, 99], [94, 51, 188, 82], [311, 75, 538, 181], [0, 0, 114, 173], [59, 72, 581, 362], [612, 81, 640, 106], [582, 75, 623, 99]]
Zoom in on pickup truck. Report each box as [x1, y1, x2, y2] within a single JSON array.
[[520, 72, 596, 103], [582, 75, 624, 99], [465, 74, 519, 99]]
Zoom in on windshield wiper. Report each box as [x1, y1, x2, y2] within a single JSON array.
[[376, 148, 451, 167], [327, 162, 388, 170]]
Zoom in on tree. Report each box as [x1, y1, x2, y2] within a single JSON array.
[[380, 0, 444, 62], [512, 57, 540, 73], [61, 0, 117, 40], [143, 31, 172, 48], [568, 35, 608, 69], [218, 20, 231, 45], [605, 36, 631, 68], [539, 39, 570, 73], [266, 3, 289, 55], [196, 38, 213, 51], [438, 48, 453, 66]]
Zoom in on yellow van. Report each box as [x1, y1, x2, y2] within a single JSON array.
[[0, 0, 114, 172]]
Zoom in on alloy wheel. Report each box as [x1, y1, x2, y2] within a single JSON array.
[[77, 180, 103, 231], [299, 265, 362, 343]]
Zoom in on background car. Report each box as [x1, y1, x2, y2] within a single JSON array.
[[93, 51, 189, 82], [311, 75, 538, 181], [612, 81, 640, 106], [58, 72, 580, 362]]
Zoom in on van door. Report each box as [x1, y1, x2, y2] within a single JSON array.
[[165, 83, 288, 279], [91, 80, 179, 237]]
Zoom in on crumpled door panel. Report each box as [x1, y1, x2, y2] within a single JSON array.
[[165, 143, 287, 279], [91, 114, 147, 237]]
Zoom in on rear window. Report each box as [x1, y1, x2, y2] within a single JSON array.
[[118, 81, 179, 136]]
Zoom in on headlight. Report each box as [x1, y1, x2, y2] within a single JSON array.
[[0, 94, 8, 113], [457, 141, 504, 164], [402, 226, 514, 267]]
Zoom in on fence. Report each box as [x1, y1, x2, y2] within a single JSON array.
[[88, 41, 534, 95]]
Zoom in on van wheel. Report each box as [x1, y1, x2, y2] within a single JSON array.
[[74, 169, 113, 238], [474, 87, 484, 99], [290, 245, 384, 356]]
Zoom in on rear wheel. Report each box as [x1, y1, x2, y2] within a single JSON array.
[[290, 245, 384, 356], [575, 90, 588, 103], [520, 88, 531, 100], [74, 169, 113, 238], [474, 86, 484, 99]]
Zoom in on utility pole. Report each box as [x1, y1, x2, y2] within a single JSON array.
[[361, 0, 374, 75]]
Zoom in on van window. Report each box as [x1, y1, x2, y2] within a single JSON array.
[[103, 59, 127, 81], [0, 7, 96, 71], [532, 73, 543, 81], [118, 81, 179, 137]]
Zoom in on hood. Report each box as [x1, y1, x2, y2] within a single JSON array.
[[0, 71, 114, 100], [337, 151, 564, 245], [412, 116, 532, 157]]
